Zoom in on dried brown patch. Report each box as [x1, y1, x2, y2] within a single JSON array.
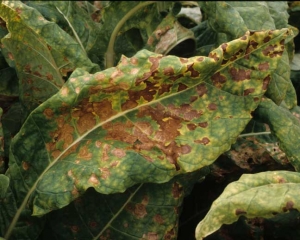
[[99, 167, 110, 179], [197, 56, 204, 62], [262, 75, 271, 90], [208, 103, 217, 111], [209, 52, 220, 62], [187, 123, 197, 131], [235, 209, 247, 215], [194, 137, 210, 145], [163, 67, 175, 76], [229, 68, 251, 81], [93, 99, 116, 120], [258, 62, 269, 71], [198, 122, 208, 128], [211, 72, 227, 87], [185, 63, 200, 77], [77, 112, 95, 134], [244, 88, 255, 96], [131, 203, 147, 219], [196, 83, 208, 97], [221, 43, 228, 52], [158, 84, 172, 95], [178, 83, 188, 91], [88, 173, 99, 185]]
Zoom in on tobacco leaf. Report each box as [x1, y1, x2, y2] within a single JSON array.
[[0, 0, 99, 111], [24, 1, 103, 68], [3, 28, 288, 238], [195, 170, 300, 239], [254, 98, 300, 171], [40, 168, 208, 240]]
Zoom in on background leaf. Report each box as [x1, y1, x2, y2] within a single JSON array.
[[39, 168, 208, 240], [195, 170, 300, 239], [254, 98, 300, 171], [0, 0, 99, 111]]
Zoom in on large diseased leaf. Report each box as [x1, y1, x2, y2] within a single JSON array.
[[195, 171, 300, 239], [0, 0, 99, 111], [255, 98, 300, 171], [3, 29, 289, 238]]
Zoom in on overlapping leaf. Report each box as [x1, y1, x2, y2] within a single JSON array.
[[255, 98, 300, 171], [195, 171, 300, 239], [0, 0, 99, 111], [40, 168, 208, 240], [2, 28, 289, 238], [201, 1, 297, 108]]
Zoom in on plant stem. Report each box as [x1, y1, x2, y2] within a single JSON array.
[[105, 1, 157, 69], [239, 131, 271, 138]]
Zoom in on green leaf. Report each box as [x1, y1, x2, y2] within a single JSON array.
[[0, 174, 9, 198], [255, 98, 300, 170], [0, 108, 5, 174], [25, 1, 103, 66], [41, 168, 208, 239], [0, 0, 99, 111], [4, 28, 289, 238], [195, 170, 300, 240]]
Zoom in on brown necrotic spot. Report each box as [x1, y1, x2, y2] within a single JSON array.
[[163, 67, 174, 76], [180, 58, 188, 63], [153, 214, 164, 224], [235, 209, 247, 215], [185, 63, 200, 77], [99, 167, 110, 179], [194, 137, 210, 145], [258, 62, 269, 71], [283, 201, 294, 212], [240, 35, 247, 40], [244, 88, 255, 96], [88, 173, 99, 185], [197, 56, 204, 62], [263, 36, 271, 43], [196, 83, 208, 97], [172, 182, 183, 198], [208, 103, 217, 111], [130, 57, 138, 65], [178, 83, 188, 91], [43, 108, 54, 119], [180, 144, 192, 154], [111, 148, 126, 158], [22, 161, 30, 171], [198, 122, 208, 128], [221, 43, 228, 52], [133, 203, 147, 219], [78, 146, 92, 159], [187, 123, 197, 131], [262, 75, 271, 90]]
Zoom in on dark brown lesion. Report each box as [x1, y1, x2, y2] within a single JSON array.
[[229, 67, 251, 82]]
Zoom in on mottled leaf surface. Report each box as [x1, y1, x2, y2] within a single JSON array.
[[41, 169, 208, 240], [0, 0, 99, 111], [195, 171, 300, 240], [25, 1, 102, 64], [255, 98, 300, 171], [4, 29, 288, 238]]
